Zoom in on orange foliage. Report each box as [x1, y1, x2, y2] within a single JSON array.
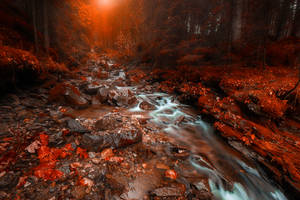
[[34, 134, 74, 181], [76, 147, 89, 159], [165, 169, 177, 180]]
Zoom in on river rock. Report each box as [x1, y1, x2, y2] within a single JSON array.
[[151, 187, 181, 197], [96, 85, 110, 103], [81, 127, 142, 152], [85, 83, 102, 95], [94, 115, 122, 131], [0, 172, 19, 190], [97, 86, 137, 107], [49, 83, 89, 109], [108, 87, 137, 107], [65, 88, 89, 109], [139, 101, 156, 110], [49, 132, 65, 147], [68, 119, 90, 133], [106, 127, 142, 149], [81, 134, 105, 152]]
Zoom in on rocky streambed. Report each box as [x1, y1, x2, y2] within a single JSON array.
[[0, 57, 289, 200]]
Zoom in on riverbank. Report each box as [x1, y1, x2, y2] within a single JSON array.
[[0, 57, 216, 200], [130, 64, 300, 198]]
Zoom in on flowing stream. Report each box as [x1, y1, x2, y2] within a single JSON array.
[[128, 91, 288, 200], [83, 65, 288, 200]]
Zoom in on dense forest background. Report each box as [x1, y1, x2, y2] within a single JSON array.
[[1, 0, 299, 67]]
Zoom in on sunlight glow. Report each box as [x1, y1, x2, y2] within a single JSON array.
[[98, 0, 111, 6]]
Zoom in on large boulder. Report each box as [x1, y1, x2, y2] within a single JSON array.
[[95, 114, 122, 131], [108, 87, 137, 107], [49, 83, 89, 109], [84, 82, 102, 95], [81, 128, 142, 152], [81, 114, 142, 152], [97, 86, 137, 107], [96, 85, 110, 103], [67, 119, 90, 133]]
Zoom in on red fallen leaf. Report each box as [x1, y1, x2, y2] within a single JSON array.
[[92, 81, 99, 86], [59, 108, 67, 113], [39, 134, 49, 146], [70, 162, 82, 169], [165, 169, 177, 180], [33, 133, 75, 181], [38, 146, 51, 161], [76, 147, 89, 159], [23, 118, 31, 123], [59, 150, 69, 159], [34, 168, 63, 181], [14, 194, 21, 200], [62, 143, 74, 152], [62, 129, 70, 136], [101, 148, 114, 160], [80, 76, 87, 81], [2, 137, 13, 142], [79, 177, 94, 187], [242, 136, 251, 145]]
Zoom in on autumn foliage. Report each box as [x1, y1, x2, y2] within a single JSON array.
[[33, 134, 74, 181]]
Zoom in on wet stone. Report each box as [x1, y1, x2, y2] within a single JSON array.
[[193, 182, 209, 192], [139, 101, 156, 110], [52, 83, 89, 109], [0, 172, 19, 190], [72, 186, 86, 199], [81, 133, 105, 152], [106, 128, 142, 149], [49, 132, 65, 147], [81, 127, 142, 152], [97, 85, 110, 103], [58, 164, 71, 175], [108, 88, 137, 107], [151, 187, 182, 197], [85, 83, 102, 95], [92, 96, 101, 105], [67, 119, 90, 133], [94, 115, 122, 131]]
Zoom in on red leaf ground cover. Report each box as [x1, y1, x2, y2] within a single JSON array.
[[33, 134, 74, 181]]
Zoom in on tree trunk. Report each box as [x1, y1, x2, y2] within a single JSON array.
[[43, 0, 50, 54], [291, 0, 300, 37], [31, 0, 39, 53], [232, 0, 243, 42], [275, 0, 291, 39]]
